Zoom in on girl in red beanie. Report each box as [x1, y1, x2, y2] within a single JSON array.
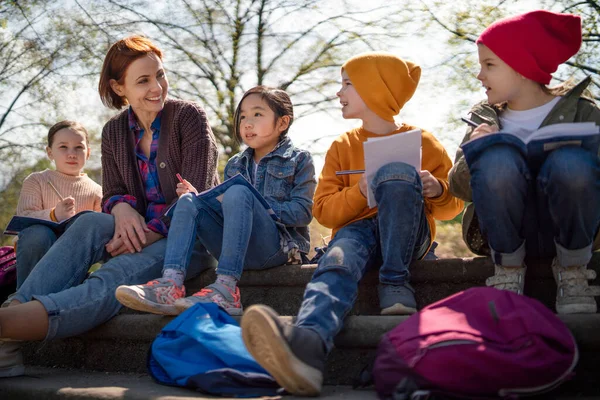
[[449, 10, 600, 314]]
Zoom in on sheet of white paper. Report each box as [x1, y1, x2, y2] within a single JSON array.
[[363, 129, 422, 208]]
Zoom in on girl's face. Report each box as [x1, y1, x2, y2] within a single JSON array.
[[238, 93, 289, 158], [46, 128, 90, 176], [336, 70, 368, 119], [110, 53, 168, 116], [477, 44, 527, 107]]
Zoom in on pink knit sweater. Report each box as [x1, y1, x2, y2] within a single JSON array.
[[16, 169, 102, 221]]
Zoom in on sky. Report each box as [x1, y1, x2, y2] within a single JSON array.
[[1, 0, 551, 183]]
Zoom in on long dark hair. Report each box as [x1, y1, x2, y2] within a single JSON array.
[[233, 86, 294, 144]]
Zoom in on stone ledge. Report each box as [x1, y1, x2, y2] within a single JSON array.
[[0, 367, 378, 400]]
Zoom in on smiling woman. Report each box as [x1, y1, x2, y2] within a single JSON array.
[[0, 35, 219, 377]]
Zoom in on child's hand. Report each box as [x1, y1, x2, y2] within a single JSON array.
[[54, 197, 76, 221], [176, 179, 198, 197], [419, 171, 443, 198], [470, 123, 498, 140], [358, 174, 368, 197]]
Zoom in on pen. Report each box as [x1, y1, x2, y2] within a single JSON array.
[[335, 169, 365, 176], [47, 181, 64, 201], [176, 173, 185, 183], [461, 117, 480, 128]]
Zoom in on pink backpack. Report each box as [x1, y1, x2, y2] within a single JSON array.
[[374, 287, 577, 399], [0, 246, 16, 287]]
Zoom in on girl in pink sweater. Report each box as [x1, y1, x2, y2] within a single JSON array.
[[14, 120, 102, 288]]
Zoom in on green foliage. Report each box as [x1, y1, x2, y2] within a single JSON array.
[[0, 158, 52, 246]]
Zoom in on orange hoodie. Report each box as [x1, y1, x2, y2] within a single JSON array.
[[313, 124, 463, 246]]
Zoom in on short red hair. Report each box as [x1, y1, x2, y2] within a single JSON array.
[[98, 35, 164, 109]]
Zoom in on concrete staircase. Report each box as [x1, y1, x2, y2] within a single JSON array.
[[4, 254, 600, 398]]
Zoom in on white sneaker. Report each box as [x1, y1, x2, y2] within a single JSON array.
[[0, 339, 24, 378], [551, 257, 600, 314], [485, 265, 526, 295]]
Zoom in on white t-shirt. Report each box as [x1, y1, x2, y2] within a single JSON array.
[[499, 97, 561, 141]]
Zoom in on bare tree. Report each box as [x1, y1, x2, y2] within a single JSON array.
[[415, 0, 599, 100], [72, 0, 413, 155]]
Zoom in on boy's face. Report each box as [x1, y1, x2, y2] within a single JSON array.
[[476, 44, 527, 107], [336, 70, 368, 119]]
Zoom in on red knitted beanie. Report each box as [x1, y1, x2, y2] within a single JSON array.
[[477, 10, 581, 85]]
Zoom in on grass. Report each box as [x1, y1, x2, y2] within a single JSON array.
[[308, 219, 474, 259]]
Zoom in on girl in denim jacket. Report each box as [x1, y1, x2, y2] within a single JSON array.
[[116, 86, 316, 316]]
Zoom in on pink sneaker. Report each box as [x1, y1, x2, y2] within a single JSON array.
[[174, 282, 242, 316], [115, 278, 185, 315]]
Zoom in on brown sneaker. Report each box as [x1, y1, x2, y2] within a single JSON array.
[[241, 305, 326, 396], [551, 257, 600, 314], [485, 265, 526, 294]]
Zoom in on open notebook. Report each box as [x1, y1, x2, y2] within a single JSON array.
[[166, 173, 278, 221], [461, 122, 600, 168]]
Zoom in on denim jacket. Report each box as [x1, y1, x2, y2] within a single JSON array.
[[224, 136, 316, 254], [448, 76, 600, 255]]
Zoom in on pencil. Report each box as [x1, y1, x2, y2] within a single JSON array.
[[460, 117, 480, 128], [335, 170, 365, 176], [47, 181, 64, 201]]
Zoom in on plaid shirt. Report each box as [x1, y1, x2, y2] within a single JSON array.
[[103, 108, 169, 236]]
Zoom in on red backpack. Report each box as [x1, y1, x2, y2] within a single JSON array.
[[373, 287, 577, 399], [0, 246, 16, 287]]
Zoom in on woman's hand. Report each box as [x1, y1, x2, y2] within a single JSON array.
[[176, 179, 198, 197], [54, 197, 76, 221], [108, 202, 149, 254], [419, 170, 443, 198], [105, 229, 164, 257], [470, 123, 499, 141]]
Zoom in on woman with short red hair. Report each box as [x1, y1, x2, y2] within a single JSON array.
[[0, 35, 219, 377]]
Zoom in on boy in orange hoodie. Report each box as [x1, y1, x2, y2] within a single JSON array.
[[241, 52, 463, 396]]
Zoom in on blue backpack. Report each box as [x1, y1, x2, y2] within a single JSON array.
[[148, 303, 281, 397]]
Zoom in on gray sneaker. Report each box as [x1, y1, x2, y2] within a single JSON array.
[[379, 283, 417, 315], [486, 265, 526, 295], [551, 257, 600, 314], [241, 305, 326, 396], [0, 340, 24, 378]]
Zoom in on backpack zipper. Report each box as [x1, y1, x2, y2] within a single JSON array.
[[410, 339, 480, 368]]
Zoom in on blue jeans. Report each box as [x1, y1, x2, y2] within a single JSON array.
[[295, 162, 431, 351], [163, 185, 289, 280], [470, 145, 600, 266], [14, 216, 82, 289], [16, 226, 58, 289], [12, 212, 213, 340]]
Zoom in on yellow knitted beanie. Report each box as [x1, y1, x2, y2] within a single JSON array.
[[342, 52, 421, 122]]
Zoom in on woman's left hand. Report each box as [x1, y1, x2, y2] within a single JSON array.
[[106, 230, 164, 257], [420, 170, 443, 198]]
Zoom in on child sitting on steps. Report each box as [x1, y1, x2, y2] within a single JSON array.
[[15, 120, 102, 288], [448, 10, 600, 314], [240, 52, 464, 396], [115, 86, 316, 316]]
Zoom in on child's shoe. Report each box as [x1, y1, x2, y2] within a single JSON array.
[[115, 278, 185, 315], [0, 339, 24, 378], [241, 305, 326, 396], [379, 283, 417, 315], [485, 265, 526, 294], [174, 282, 243, 316], [551, 257, 600, 314]]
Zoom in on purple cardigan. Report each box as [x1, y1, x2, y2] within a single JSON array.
[[101, 99, 220, 226]]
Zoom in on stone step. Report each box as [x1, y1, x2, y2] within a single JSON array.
[[0, 367, 379, 400], [177, 254, 600, 315], [21, 313, 600, 393]]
